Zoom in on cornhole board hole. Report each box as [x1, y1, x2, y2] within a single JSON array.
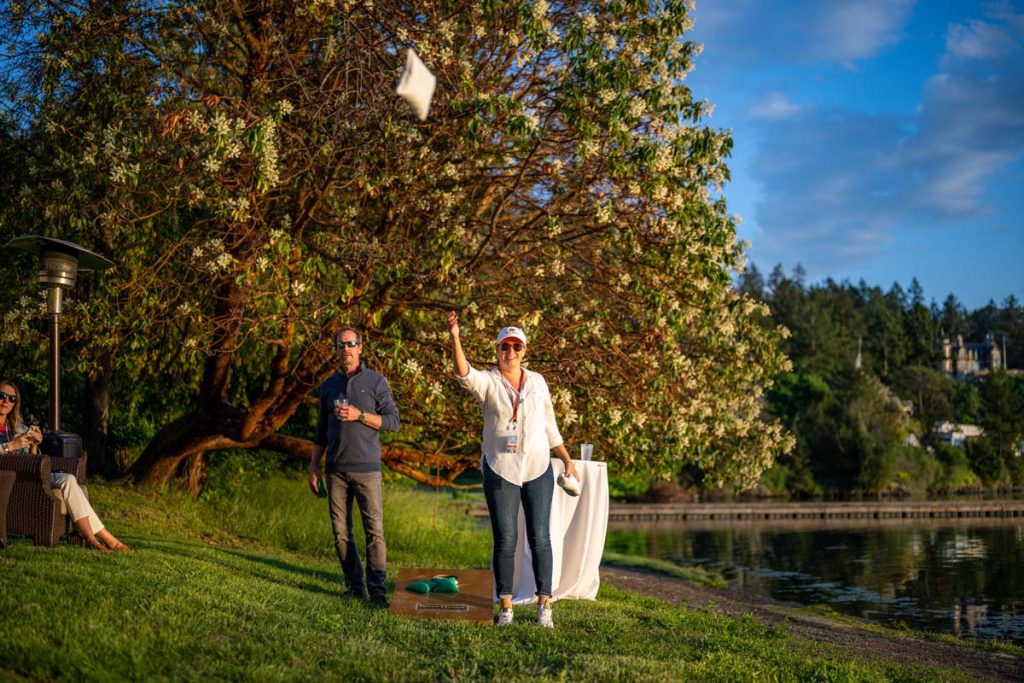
[[390, 568, 493, 624]]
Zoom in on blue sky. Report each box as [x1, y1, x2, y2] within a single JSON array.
[[686, 0, 1024, 309]]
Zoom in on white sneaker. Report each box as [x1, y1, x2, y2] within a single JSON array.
[[537, 603, 554, 629], [496, 608, 514, 627]]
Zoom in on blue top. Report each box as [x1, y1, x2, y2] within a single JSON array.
[[314, 364, 400, 473]]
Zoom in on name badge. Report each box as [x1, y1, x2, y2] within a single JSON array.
[[502, 421, 518, 456]]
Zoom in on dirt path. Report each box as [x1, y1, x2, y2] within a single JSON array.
[[601, 566, 1023, 682]]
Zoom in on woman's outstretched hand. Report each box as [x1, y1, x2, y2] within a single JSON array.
[[447, 310, 470, 378]]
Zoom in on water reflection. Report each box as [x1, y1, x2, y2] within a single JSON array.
[[606, 517, 1024, 643]]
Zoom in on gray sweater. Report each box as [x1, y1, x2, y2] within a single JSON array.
[[314, 364, 400, 473]]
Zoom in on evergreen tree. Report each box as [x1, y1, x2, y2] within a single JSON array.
[[977, 371, 1024, 484], [995, 295, 1023, 369], [940, 294, 970, 340], [905, 278, 938, 367], [738, 262, 765, 300]]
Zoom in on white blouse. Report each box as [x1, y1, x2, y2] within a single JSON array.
[[455, 365, 564, 486]]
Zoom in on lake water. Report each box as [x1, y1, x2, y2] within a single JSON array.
[[605, 516, 1024, 643]]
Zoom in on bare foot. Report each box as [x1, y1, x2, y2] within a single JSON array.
[[96, 530, 128, 552]]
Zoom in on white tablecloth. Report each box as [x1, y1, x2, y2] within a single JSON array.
[[511, 459, 609, 604]]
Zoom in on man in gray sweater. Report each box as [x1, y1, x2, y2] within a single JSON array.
[[309, 326, 401, 607]]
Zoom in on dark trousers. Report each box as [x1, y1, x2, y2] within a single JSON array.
[[483, 460, 554, 599], [327, 471, 387, 597]]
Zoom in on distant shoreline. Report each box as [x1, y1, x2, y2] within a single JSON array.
[[607, 499, 1024, 522]]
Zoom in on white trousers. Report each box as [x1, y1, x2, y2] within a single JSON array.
[[50, 473, 104, 534]]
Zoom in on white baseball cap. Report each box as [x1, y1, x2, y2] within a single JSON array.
[[496, 326, 528, 346]]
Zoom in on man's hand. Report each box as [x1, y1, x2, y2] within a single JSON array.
[[335, 404, 361, 422], [447, 310, 460, 338], [308, 465, 322, 496]]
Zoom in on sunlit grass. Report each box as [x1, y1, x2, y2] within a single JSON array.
[[0, 475, 968, 681], [600, 550, 727, 589]]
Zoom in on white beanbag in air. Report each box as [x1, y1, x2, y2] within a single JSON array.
[[395, 48, 436, 121]]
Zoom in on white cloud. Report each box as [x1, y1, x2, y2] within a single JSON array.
[[693, 0, 915, 66], [749, 92, 801, 119], [743, 3, 1024, 273], [945, 19, 1016, 60], [813, 1, 916, 64]]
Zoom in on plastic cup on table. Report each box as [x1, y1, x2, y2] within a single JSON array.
[[580, 443, 593, 461]]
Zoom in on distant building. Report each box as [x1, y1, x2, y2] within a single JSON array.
[[933, 421, 984, 447], [936, 334, 1003, 379]]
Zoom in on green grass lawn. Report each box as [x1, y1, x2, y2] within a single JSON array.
[[0, 475, 964, 681]]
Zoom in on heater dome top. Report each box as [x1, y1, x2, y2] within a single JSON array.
[[4, 235, 115, 272]]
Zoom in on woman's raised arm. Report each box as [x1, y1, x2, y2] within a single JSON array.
[[447, 311, 469, 378]]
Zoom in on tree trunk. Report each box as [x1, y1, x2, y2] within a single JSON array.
[[129, 410, 237, 486], [83, 350, 113, 475], [130, 402, 482, 490], [186, 452, 205, 495]]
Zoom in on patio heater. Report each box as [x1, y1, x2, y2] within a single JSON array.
[[4, 236, 114, 455]]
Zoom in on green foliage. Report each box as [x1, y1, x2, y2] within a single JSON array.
[[977, 371, 1024, 484], [966, 438, 1007, 487], [952, 381, 981, 424], [0, 0, 789, 489], [740, 265, 1024, 497], [765, 372, 834, 496], [932, 443, 982, 491], [607, 470, 650, 499], [201, 448, 294, 499], [891, 367, 954, 445]]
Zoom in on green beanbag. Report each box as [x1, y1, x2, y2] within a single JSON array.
[[403, 576, 460, 594], [404, 580, 432, 594], [429, 576, 459, 593]]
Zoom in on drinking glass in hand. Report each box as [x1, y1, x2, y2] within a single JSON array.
[[334, 398, 348, 419]]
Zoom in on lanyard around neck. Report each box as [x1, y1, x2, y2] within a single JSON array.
[[502, 370, 526, 422]]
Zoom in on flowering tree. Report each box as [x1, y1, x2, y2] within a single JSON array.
[[1, 0, 792, 489]]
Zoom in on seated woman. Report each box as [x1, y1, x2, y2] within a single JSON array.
[[0, 379, 129, 552]]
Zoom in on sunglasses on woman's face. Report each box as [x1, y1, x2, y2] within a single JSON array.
[[500, 342, 524, 352], [335, 340, 360, 349], [0, 391, 17, 404]]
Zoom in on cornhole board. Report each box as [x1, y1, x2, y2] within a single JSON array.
[[390, 568, 494, 624]]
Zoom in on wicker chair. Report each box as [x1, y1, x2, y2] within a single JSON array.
[[0, 470, 14, 548], [0, 454, 88, 547]]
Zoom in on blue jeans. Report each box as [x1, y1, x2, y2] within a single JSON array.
[[327, 471, 387, 598], [483, 460, 554, 599]]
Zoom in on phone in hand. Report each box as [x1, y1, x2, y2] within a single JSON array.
[[26, 422, 42, 453]]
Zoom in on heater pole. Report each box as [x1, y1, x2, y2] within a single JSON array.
[[47, 287, 63, 431]]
